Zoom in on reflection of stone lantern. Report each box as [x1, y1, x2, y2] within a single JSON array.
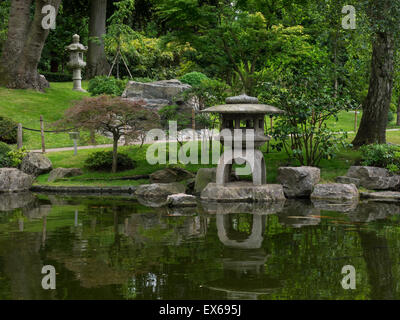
[[65, 34, 88, 92], [203, 213, 280, 299]]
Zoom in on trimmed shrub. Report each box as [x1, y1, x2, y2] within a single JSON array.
[[84, 151, 135, 172], [0, 115, 18, 144], [180, 72, 209, 87], [0, 142, 12, 168], [88, 76, 128, 97]]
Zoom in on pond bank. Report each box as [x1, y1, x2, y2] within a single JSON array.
[[31, 185, 137, 194]]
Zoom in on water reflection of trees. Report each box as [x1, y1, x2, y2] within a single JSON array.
[[0, 194, 400, 299]]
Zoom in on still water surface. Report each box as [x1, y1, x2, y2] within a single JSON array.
[[0, 192, 399, 300]]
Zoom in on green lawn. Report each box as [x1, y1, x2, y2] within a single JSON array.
[[34, 141, 361, 186], [0, 82, 112, 150], [325, 110, 398, 132]]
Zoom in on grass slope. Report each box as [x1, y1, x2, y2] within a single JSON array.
[[0, 82, 111, 150]]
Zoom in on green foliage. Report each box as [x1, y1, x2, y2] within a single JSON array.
[[388, 110, 394, 123], [6, 148, 28, 168], [84, 151, 135, 172], [387, 164, 400, 174], [180, 72, 209, 87], [0, 142, 11, 168], [40, 72, 72, 82], [0, 116, 18, 144], [88, 76, 128, 97], [261, 68, 353, 166], [184, 78, 230, 110], [108, 36, 195, 79], [158, 105, 191, 131], [360, 144, 400, 171]]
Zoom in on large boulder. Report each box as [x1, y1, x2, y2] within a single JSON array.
[[277, 166, 320, 198], [346, 166, 400, 190], [150, 167, 194, 184], [21, 152, 52, 177], [122, 79, 192, 110], [347, 166, 388, 179], [200, 182, 286, 203], [194, 168, 239, 194], [48, 168, 83, 182], [0, 168, 34, 192], [335, 176, 361, 187], [194, 168, 217, 194], [167, 193, 197, 207], [311, 183, 359, 201], [360, 191, 400, 202], [135, 183, 186, 201]]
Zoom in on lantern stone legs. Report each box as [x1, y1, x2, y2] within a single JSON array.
[[216, 149, 267, 186]]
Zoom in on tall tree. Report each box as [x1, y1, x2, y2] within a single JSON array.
[[0, 0, 62, 91], [86, 0, 110, 78], [352, 0, 400, 147]]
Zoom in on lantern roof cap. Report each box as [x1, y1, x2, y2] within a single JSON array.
[[202, 94, 284, 115], [65, 34, 88, 52]]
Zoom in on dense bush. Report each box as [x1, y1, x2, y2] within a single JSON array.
[[360, 144, 400, 172], [260, 69, 353, 166], [180, 72, 209, 87], [0, 142, 12, 167], [84, 151, 135, 172], [88, 76, 128, 97], [0, 115, 18, 144], [40, 71, 72, 82]]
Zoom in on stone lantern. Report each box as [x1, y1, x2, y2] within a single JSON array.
[[200, 94, 286, 202], [203, 94, 284, 185], [65, 34, 88, 92]]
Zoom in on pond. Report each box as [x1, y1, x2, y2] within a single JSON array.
[[0, 192, 399, 300]]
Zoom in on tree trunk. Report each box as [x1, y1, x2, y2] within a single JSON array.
[[87, 0, 110, 79], [352, 2, 395, 147], [0, 0, 32, 77], [112, 135, 119, 173], [0, 0, 61, 91]]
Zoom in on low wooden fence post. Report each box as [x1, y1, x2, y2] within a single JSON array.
[[40, 115, 46, 153], [17, 123, 23, 150]]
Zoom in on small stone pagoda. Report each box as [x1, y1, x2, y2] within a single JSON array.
[[65, 34, 88, 92], [200, 94, 285, 202]]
